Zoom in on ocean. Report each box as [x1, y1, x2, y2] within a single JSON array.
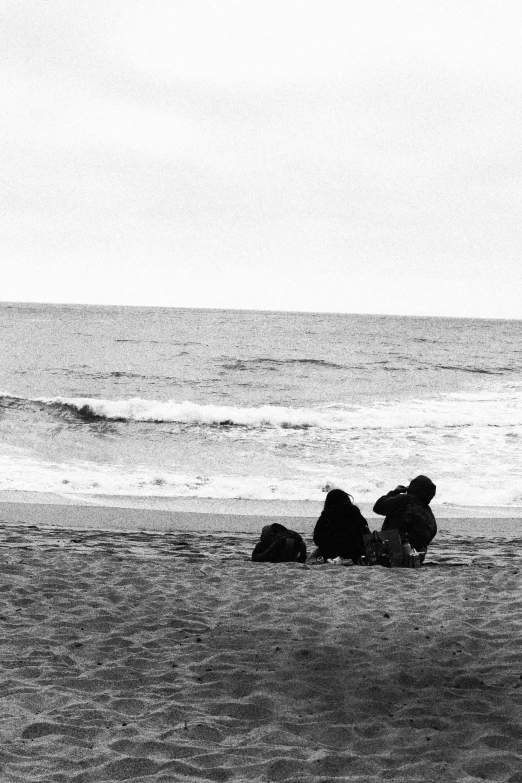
[[1, 302, 521, 517]]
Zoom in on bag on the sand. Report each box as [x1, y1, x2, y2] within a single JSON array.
[[362, 529, 402, 567], [251, 523, 307, 563]]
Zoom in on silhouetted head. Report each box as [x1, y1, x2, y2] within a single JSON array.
[[323, 488, 354, 511], [408, 475, 436, 503]]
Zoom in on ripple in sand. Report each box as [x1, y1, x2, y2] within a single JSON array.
[[21, 721, 98, 741], [463, 753, 522, 781]]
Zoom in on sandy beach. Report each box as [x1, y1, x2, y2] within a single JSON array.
[[0, 502, 521, 782]]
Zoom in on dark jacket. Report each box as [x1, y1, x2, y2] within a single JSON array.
[[313, 505, 370, 561], [251, 523, 307, 563], [373, 490, 437, 552]]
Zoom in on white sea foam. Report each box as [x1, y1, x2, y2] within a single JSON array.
[[0, 454, 326, 501], [0, 450, 521, 509], [21, 385, 522, 430]]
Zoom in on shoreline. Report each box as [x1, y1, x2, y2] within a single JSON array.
[[1, 489, 521, 519], [0, 495, 520, 540]]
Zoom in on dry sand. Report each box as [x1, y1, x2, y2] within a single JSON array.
[[0, 506, 521, 782]]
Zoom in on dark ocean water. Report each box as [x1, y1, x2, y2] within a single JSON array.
[[1, 302, 521, 513]]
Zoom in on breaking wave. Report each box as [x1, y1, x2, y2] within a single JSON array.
[[2, 387, 522, 431]]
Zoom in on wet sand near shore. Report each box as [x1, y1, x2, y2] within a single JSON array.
[[0, 504, 521, 782]]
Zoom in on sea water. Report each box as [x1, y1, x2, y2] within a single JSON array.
[[0, 303, 521, 519]]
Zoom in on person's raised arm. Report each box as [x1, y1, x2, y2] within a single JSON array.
[[373, 486, 409, 516]]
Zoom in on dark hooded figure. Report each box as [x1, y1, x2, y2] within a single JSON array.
[[312, 489, 370, 563], [251, 523, 307, 563], [373, 475, 437, 558]]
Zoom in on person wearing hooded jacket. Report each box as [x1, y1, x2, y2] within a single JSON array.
[[311, 488, 370, 563], [373, 475, 437, 560]]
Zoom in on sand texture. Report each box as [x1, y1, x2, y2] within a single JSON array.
[[0, 524, 521, 782]]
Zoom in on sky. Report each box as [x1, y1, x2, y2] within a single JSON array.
[[2, 0, 522, 318]]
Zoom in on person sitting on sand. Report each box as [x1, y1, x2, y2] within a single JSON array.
[[373, 475, 437, 561], [251, 523, 307, 563], [310, 488, 370, 564]]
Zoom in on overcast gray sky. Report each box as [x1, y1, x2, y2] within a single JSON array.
[[2, 0, 521, 317]]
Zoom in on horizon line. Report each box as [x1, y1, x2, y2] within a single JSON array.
[[0, 299, 520, 323]]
